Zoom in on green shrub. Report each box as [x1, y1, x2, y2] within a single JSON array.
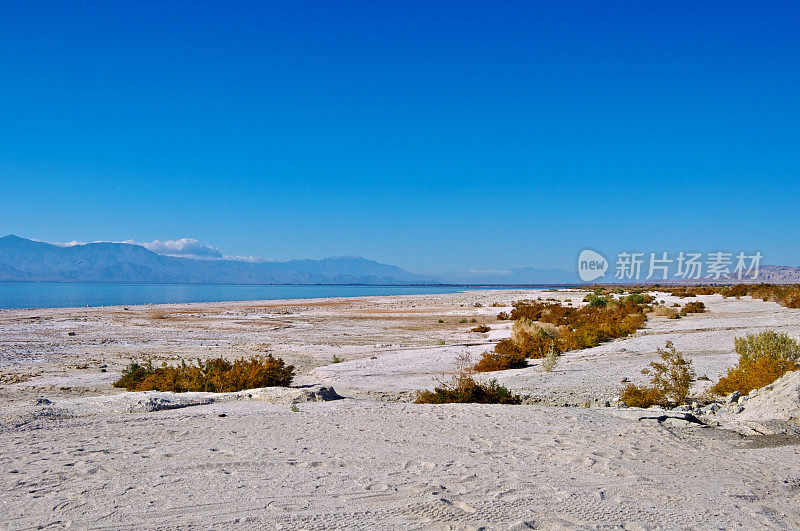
[[114, 355, 295, 392], [619, 342, 694, 408], [734, 330, 800, 365], [626, 292, 655, 304], [711, 331, 800, 396]]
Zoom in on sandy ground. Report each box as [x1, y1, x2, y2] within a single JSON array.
[[2, 289, 800, 528]]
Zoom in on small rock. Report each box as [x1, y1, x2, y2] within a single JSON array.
[[621, 377, 630, 383], [67, 331, 76, 336], [726, 391, 741, 404], [34, 398, 52, 406], [738, 395, 749, 404], [734, 406, 745, 414], [697, 375, 710, 381]]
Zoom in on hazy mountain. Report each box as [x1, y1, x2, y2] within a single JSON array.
[[0, 235, 433, 285]]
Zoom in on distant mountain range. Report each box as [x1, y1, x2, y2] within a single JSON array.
[[0, 235, 433, 285], [2, 235, 799, 286]]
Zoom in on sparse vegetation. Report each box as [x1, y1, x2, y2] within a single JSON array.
[[471, 324, 491, 333], [619, 342, 695, 408], [148, 308, 170, 319], [332, 355, 343, 364], [415, 354, 522, 404], [652, 305, 680, 319], [508, 299, 647, 352], [680, 301, 706, 315], [497, 311, 510, 320], [711, 331, 800, 396], [472, 348, 527, 372], [113, 355, 295, 392], [541, 343, 559, 372]]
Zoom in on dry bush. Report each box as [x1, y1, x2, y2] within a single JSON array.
[[114, 354, 295, 392], [619, 341, 695, 408], [541, 342, 560, 372], [416, 352, 522, 404], [501, 299, 648, 355], [497, 311, 510, 320], [652, 305, 680, 319], [711, 331, 800, 396], [680, 301, 706, 315], [619, 384, 665, 408], [650, 284, 800, 311], [148, 308, 170, 319], [472, 348, 527, 372], [471, 324, 491, 333]]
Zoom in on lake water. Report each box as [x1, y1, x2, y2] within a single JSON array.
[[0, 282, 514, 310]]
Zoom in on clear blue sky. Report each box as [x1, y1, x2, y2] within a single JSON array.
[[1, 1, 798, 274]]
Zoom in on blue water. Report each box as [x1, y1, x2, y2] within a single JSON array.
[[0, 282, 507, 310]]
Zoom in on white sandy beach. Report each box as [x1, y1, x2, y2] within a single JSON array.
[[2, 289, 800, 528]]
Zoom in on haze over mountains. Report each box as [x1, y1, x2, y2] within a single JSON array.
[[0, 235, 435, 285]]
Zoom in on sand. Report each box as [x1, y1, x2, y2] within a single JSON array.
[[2, 289, 800, 528]]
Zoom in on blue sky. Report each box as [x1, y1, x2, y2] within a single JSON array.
[[1, 1, 798, 274]]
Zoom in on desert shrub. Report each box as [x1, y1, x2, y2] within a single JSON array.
[[651, 284, 800, 311], [471, 324, 491, 333], [541, 343, 559, 372], [619, 342, 694, 408], [416, 353, 522, 404], [652, 305, 680, 319], [506, 299, 647, 353], [415, 376, 521, 404], [332, 355, 343, 363], [626, 292, 655, 304], [583, 293, 614, 307], [472, 349, 527, 372], [492, 318, 562, 360], [711, 331, 800, 396], [148, 309, 170, 319], [619, 384, 665, 408], [114, 355, 295, 392], [460, 318, 468, 323], [497, 311, 510, 320], [680, 301, 706, 315], [734, 330, 800, 365]]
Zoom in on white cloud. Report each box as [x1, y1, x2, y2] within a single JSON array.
[[132, 238, 223, 259]]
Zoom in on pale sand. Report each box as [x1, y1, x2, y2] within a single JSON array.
[[1, 290, 800, 528]]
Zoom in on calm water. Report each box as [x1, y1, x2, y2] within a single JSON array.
[[0, 282, 509, 310]]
